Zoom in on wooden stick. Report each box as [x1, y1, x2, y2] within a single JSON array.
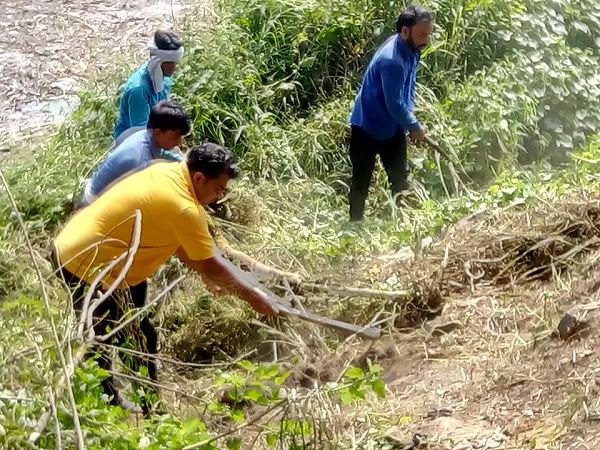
[[282, 278, 329, 351], [85, 210, 143, 335], [216, 252, 381, 339], [277, 304, 381, 340], [98, 343, 257, 369], [95, 274, 185, 343], [216, 238, 304, 283], [424, 136, 473, 185], [302, 283, 409, 299], [106, 371, 209, 403]]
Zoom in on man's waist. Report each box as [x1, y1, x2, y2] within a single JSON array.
[[350, 116, 403, 140]]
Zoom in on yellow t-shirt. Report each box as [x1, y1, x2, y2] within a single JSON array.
[[55, 161, 214, 287]]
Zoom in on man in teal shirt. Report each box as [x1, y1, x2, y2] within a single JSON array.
[[348, 5, 433, 220], [113, 30, 184, 141]]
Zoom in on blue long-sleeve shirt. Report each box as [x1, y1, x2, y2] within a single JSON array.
[[113, 63, 173, 139], [350, 35, 421, 140], [90, 129, 182, 197]]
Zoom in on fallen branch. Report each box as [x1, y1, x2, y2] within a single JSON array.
[[98, 343, 257, 369], [282, 278, 328, 351], [106, 371, 210, 403], [302, 283, 409, 299], [95, 274, 185, 343], [216, 238, 304, 283], [85, 210, 143, 337], [277, 302, 381, 340], [216, 251, 382, 338]]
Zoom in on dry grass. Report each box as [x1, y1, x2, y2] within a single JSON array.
[[157, 192, 600, 448], [380, 193, 600, 291], [150, 191, 600, 448], [6, 188, 600, 448], [314, 192, 600, 449]]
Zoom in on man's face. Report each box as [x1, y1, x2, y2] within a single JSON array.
[[191, 172, 231, 206], [401, 20, 433, 50], [161, 61, 178, 77], [153, 129, 183, 150]]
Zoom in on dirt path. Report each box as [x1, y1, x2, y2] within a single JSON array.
[[0, 0, 199, 148]]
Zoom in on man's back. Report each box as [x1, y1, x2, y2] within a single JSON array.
[[113, 64, 172, 139], [56, 162, 213, 287], [350, 35, 420, 139], [89, 129, 181, 198]]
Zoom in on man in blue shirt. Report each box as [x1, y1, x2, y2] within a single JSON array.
[[113, 30, 184, 141], [81, 100, 191, 206], [348, 5, 433, 220]]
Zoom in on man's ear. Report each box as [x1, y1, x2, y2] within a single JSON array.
[[193, 171, 205, 184], [400, 26, 409, 39]]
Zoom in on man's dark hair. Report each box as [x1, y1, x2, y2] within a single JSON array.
[[396, 4, 433, 33], [187, 142, 240, 180], [154, 30, 182, 50], [147, 100, 191, 134]]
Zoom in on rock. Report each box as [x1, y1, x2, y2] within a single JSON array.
[[423, 318, 463, 337], [557, 312, 588, 340], [426, 407, 454, 419], [405, 433, 428, 450]]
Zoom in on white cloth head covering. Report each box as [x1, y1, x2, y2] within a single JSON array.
[[146, 37, 184, 93]]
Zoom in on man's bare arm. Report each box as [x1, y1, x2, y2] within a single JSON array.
[[175, 247, 279, 316]]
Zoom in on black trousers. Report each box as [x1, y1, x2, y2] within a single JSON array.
[[348, 125, 409, 220], [51, 250, 158, 406]]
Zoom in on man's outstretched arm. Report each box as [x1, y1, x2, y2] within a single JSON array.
[[176, 247, 279, 316]]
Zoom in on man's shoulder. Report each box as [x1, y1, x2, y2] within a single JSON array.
[[142, 163, 197, 211], [123, 65, 152, 92], [103, 147, 146, 172], [369, 39, 399, 71], [115, 129, 149, 150], [144, 161, 187, 187]]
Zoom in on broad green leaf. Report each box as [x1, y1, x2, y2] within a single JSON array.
[[340, 389, 354, 405], [344, 367, 364, 379], [237, 360, 255, 372], [227, 437, 242, 450], [372, 379, 386, 399], [274, 370, 291, 386], [242, 389, 264, 402], [230, 408, 245, 423], [266, 432, 278, 447]]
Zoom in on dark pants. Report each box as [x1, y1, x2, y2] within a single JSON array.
[[51, 250, 158, 408], [348, 125, 409, 220]]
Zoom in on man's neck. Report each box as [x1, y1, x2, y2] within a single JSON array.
[[398, 35, 418, 53], [146, 129, 163, 157]]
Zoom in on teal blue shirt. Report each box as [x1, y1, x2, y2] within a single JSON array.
[[113, 63, 173, 139]]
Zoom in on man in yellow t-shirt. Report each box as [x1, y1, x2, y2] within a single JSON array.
[[52, 142, 278, 412]]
